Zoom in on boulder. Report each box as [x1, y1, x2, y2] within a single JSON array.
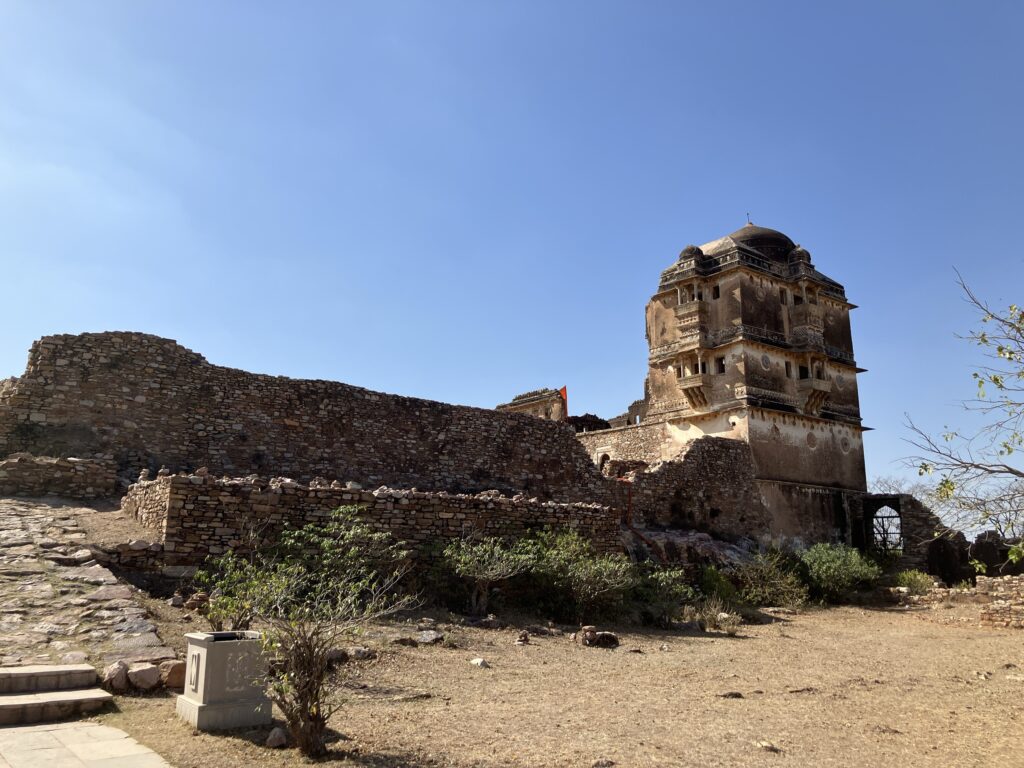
[[159, 659, 186, 689], [416, 630, 444, 645], [266, 727, 288, 748], [61, 651, 89, 664], [101, 660, 129, 693], [127, 662, 161, 691], [470, 658, 490, 668], [574, 626, 619, 648]]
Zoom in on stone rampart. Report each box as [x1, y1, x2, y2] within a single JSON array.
[[0, 453, 116, 500], [120, 473, 622, 565], [1, 333, 775, 548], [0, 333, 607, 501]]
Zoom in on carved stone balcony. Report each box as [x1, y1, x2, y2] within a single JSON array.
[[798, 377, 832, 416], [649, 334, 703, 363], [674, 300, 708, 327], [678, 373, 712, 410]]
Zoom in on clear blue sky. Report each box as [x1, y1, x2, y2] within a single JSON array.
[[1, 2, 1022, 483]]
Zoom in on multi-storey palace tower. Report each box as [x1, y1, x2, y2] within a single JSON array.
[[582, 222, 867, 540]]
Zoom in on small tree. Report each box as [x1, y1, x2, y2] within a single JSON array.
[[193, 551, 263, 631], [907, 276, 1024, 563], [259, 564, 412, 757], [443, 535, 536, 615], [198, 507, 413, 758]]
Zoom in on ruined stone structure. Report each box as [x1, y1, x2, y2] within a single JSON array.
[[496, 388, 566, 421], [578, 223, 867, 543], [0, 333, 604, 501], [0, 332, 775, 561]]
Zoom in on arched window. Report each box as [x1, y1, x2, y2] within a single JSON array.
[[872, 506, 903, 553]]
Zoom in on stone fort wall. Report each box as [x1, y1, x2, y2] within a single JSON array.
[[0, 332, 779, 550], [0, 333, 608, 502]]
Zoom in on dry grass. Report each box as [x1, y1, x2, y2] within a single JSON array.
[[91, 605, 1022, 767]]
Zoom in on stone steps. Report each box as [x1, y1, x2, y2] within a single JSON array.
[[0, 663, 98, 693], [0, 665, 112, 725], [0, 688, 113, 725]]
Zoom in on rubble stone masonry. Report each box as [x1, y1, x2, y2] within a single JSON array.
[[0, 333, 776, 541], [0, 333, 608, 501], [121, 472, 622, 565], [977, 575, 1024, 629], [0, 453, 116, 499]]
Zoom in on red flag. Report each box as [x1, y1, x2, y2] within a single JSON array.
[[559, 386, 568, 419]]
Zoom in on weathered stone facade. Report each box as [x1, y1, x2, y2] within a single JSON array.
[[496, 388, 567, 421], [0, 454, 116, 500], [120, 472, 622, 565], [577, 223, 867, 542]]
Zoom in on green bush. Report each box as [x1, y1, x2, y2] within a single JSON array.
[[800, 543, 881, 601], [194, 550, 264, 631], [734, 551, 808, 609], [699, 565, 739, 606], [894, 569, 934, 595], [630, 564, 698, 627], [532, 529, 638, 623]]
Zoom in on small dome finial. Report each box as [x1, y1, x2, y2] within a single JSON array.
[[746, 211, 752, 225]]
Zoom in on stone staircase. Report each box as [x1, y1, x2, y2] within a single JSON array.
[[0, 664, 112, 725]]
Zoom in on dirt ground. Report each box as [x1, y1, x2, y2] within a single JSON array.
[[91, 605, 1022, 768]]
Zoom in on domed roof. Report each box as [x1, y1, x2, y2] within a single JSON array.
[[726, 223, 795, 261]]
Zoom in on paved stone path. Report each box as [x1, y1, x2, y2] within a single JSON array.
[[0, 497, 172, 668], [0, 720, 170, 767]]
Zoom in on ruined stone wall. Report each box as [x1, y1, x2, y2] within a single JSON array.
[[977, 575, 1024, 629], [630, 440, 770, 540], [121, 473, 622, 565], [0, 333, 607, 502], [577, 422, 669, 464], [756, 479, 860, 545], [0, 333, 793, 551], [0, 454, 116, 500]]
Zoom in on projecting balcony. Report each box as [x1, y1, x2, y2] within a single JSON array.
[[649, 333, 704, 363], [674, 300, 708, 326], [678, 373, 712, 410], [797, 377, 832, 415]]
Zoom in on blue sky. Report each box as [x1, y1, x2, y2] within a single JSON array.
[[1, 1, 1021, 483]]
